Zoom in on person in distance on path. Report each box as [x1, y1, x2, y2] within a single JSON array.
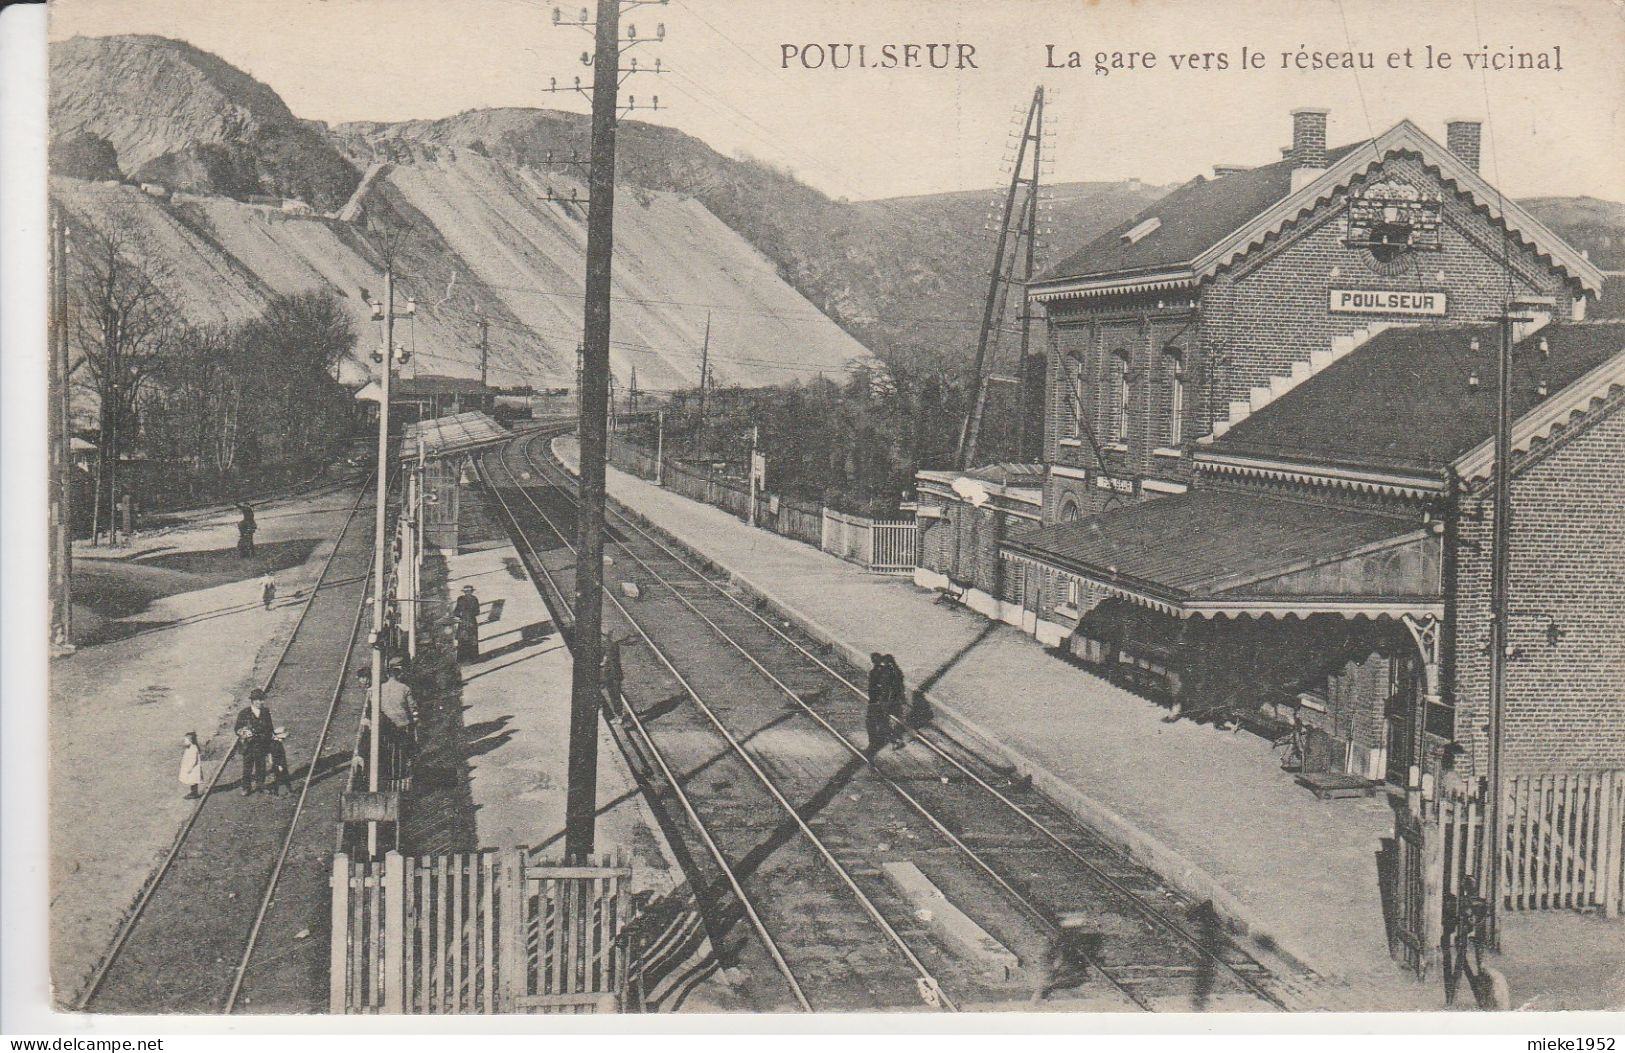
[[865, 653, 890, 759], [260, 573, 277, 610], [267, 727, 292, 797], [601, 634, 625, 722], [234, 689, 274, 795], [178, 732, 203, 800], [236, 503, 257, 558]]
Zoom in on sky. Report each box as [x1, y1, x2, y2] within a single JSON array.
[[49, 0, 1625, 203]]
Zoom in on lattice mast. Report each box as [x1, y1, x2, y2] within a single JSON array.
[[957, 85, 1051, 470]]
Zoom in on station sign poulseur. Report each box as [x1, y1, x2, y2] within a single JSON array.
[[1328, 288, 1448, 316]]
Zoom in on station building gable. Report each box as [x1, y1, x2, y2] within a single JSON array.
[[1031, 112, 1604, 524]]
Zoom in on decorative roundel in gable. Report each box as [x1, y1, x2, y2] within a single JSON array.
[[1360, 245, 1417, 276]]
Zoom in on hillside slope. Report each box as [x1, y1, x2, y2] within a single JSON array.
[[50, 35, 358, 212], [53, 150, 871, 389], [338, 110, 1173, 377]]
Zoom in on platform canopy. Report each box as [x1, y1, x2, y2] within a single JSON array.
[[401, 411, 509, 457], [1003, 490, 1442, 619]]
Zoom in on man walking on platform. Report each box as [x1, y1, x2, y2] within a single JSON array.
[[865, 653, 890, 759], [453, 584, 482, 662], [233, 689, 274, 795]]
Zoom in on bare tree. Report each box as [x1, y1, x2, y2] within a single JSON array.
[[65, 209, 174, 542]]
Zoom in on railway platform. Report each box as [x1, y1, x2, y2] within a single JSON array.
[[551, 435, 1438, 1009]]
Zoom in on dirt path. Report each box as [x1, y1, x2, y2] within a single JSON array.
[[49, 482, 366, 1008]]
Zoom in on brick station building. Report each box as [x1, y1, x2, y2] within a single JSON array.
[[1004, 320, 1625, 787], [915, 109, 1621, 789]]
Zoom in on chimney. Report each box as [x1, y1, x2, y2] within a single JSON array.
[[1291, 108, 1330, 167], [1289, 107, 1329, 191], [1446, 118, 1482, 173]]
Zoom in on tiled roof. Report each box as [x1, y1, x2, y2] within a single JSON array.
[[1039, 143, 1367, 283], [1206, 321, 1625, 475], [964, 462, 1046, 487], [1004, 490, 1416, 602]]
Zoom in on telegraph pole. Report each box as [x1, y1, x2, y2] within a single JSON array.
[[655, 408, 664, 485], [546, 0, 667, 862], [367, 268, 413, 858], [747, 424, 759, 527], [696, 311, 710, 458], [477, 317, 490, 387], [1483, 304, 1523, 948], [564, 0, 623, 863], [49, 203, 74, 651]]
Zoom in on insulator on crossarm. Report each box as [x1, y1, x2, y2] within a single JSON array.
[[656, 22, 666, 39], [552, 7, 561, 23], [627, 23, 636, 39], [581, 50, 592, 65]]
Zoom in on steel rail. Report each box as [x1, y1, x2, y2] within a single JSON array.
[[513, 437, 1155, 1009], [225, 544, 375, 1012], [529, 430, 1291, 1011], [76, 475, 376, 1012], [473, 443, 812, 1012], [484, 435, 957, 1012]]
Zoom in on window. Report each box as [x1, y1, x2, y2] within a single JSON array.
[[1112, 351, 1132, 443], [1165, 347, 1185, 446], [1064, 577, 1079, 607], [1062, 351, 1087, 439], [1059, 497, 1081, 523]]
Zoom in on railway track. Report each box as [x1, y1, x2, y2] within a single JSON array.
[[482, 427, 1294, 1011], [480, 438, 961, 1012], [77, 478, 379, 1014]]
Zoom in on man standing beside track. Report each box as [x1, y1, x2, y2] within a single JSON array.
[[234, 689, 274, 795], [865, 653, 890, 759], [881, 654, 908, 750]]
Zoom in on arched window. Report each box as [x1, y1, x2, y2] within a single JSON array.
[[1165, 346, 1185, 446], [1062, 351, 1087, 438], [1112, 350, 1132, 443], [1059, 496, 1081, 523]]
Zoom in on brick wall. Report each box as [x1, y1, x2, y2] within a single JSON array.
[[916, 489, 1039, 600], [1451, 393, 1625, 777], [1202, 154, 1577, 411], [1041, 152, 1583, 525]]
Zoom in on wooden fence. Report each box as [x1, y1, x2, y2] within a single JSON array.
[[1500, 770, 1624, 913], [606, 437, 915, 572], [330, 849, 634, 1014], [1387, 769, 1625, 978]]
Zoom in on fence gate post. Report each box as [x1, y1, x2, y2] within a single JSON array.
[[1420, 813, 1445, 980], [502, 848, 525, 1011], [382, 851, 406, 1012], [330, 852, 350, 1013]]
